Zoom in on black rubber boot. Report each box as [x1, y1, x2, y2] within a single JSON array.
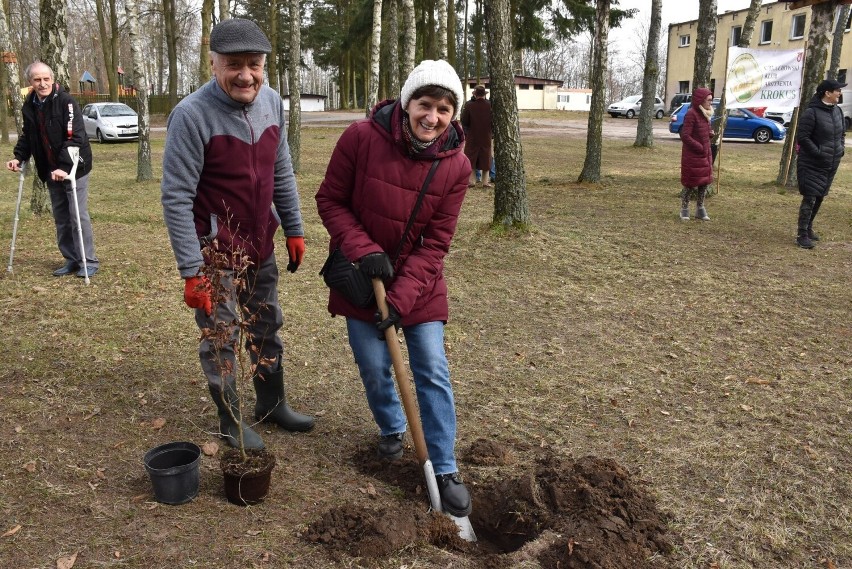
[[253, 367, 315, 432], [208, 381, 265, 449], [436, 472, 472, 517], [808, 228, 820, 241]]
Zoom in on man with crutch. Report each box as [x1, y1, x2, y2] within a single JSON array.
[[6, 62, 99, 278]]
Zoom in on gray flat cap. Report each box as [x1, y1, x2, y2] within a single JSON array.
[[210, 18, 271, 54]]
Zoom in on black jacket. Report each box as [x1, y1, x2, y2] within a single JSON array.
[[13, 84, 92, 183], [796, 95, 845, 197]]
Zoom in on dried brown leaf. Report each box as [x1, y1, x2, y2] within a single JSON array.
[[2, 525, 21, 537], [56, 552, 78, 569], [745, 377, 771, 385], [740, 404, 753, 412], [23, 461, 36, 473], [151, 418, 166, 430], [201, 442, 219, 456]]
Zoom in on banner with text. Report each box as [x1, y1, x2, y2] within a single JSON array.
[[725, 47, 804, 108]]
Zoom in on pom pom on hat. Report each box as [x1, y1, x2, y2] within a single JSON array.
[[210, 18, 272, 54], [399, 60, 464, 120]]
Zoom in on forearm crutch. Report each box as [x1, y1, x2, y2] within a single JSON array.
[[66, 147, 90, 285], [7, 161, 27, 273]]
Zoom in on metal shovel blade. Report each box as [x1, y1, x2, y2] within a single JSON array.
[[422, 456, 477, 541]]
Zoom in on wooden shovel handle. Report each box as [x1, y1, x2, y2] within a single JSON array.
[[372, 278, 429, 465]]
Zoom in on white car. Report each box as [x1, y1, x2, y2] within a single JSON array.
[[763, 105, 795, 127], [607, 95, 665, 119], [81, 102, 139, 143]]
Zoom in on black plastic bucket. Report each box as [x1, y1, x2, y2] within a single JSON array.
[[143, 441, 202, 505]]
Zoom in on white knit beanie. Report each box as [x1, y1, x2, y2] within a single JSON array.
[[399, 59, 465, 120]]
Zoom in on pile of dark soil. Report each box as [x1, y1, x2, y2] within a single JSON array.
[[303, 438, 675, 568]]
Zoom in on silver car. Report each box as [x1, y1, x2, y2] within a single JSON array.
[[81, 102, 139, 143], [607, 95, 665, 119]]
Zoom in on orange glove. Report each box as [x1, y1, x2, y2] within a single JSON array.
[[286, 236, 305, 273], [184, 276, 212, 316]]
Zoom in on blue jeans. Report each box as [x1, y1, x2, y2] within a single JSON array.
[[476, 156, 496, 182], [346, 318, 458, 475]]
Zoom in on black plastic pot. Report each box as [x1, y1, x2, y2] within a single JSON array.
[[144, 441, 202, 505]]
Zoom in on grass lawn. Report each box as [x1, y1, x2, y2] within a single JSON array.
[[0, 116, 849, 568]]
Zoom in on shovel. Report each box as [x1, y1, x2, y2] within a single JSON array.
[[7, 160, 26, 273], [66, 147, 90, 285], [372, 278, 476, 542]]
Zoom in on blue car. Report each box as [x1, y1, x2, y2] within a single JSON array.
[[668, 103, 786, 143]]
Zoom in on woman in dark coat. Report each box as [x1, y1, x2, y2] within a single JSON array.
[[679, 87, 714, 221], [795, 79, 846, 249], [315, 60, 473, 517]]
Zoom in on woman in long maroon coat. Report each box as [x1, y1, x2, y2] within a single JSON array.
[[679, 87, 714, 221]]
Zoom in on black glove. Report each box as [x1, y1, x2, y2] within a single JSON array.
[[359, 252, 394, 279], [375, 301, 401, 339]]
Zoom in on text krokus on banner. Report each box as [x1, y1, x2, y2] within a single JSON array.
[[725, 47, 804, 109]]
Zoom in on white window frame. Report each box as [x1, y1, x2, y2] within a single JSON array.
[[730, 26, 742, 46], [760, 20, 773, 44], [679, 34, 690, 47], [790, 14, 806, 40]]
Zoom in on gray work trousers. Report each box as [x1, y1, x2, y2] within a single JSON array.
[[194, 253, 284, 389], [47, 174, 99, 267]]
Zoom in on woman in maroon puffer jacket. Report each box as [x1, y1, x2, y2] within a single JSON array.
[[316, 60, 473, 518], [679, 87, 714, 221]]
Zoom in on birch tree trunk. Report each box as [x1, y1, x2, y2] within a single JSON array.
[[436, 0, 447, 60], [0, 4, 22, 138], [462, 0, 469, 82], [40, 0, 69, 89], [35, 0, 70, 214], [578, 0, 610, 183], [108, 0, 119, 98], [400, 0, 415, 78], [635, 0, 662, 147], [163, 0, 178, 108], [484, 0, 528, 228], [268, 0, 279, 92], [387, 0, 400, 97], [287, 0, 301, 172], [446, 0, 455, 66], [124, 0, 153, 181], [692, 0, 717, 89], [219, 0, 230, 21], [366, 0, 382, 116], [738, 0, 761, 47], [199, 0, 214, 85], [777, 1, 836, 187], [828, 5, 849, 79]]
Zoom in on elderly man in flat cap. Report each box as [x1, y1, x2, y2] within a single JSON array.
[[161, 18, 314, 450]]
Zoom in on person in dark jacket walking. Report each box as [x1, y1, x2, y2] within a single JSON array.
[[316, 60, 473, 518], [795, 79, 846, 249], [161, 19, 315, 451], [6, 62, 99, 277], [461, 84, 493, 187], [679, 87, 714, 221]]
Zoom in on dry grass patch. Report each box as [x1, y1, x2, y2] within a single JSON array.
[[0, 123, 849, 568]]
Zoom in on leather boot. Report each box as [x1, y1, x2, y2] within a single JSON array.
[[797, 199, 815, 249], [209, 381, 265, 449], [253, 367, 315, 432]]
